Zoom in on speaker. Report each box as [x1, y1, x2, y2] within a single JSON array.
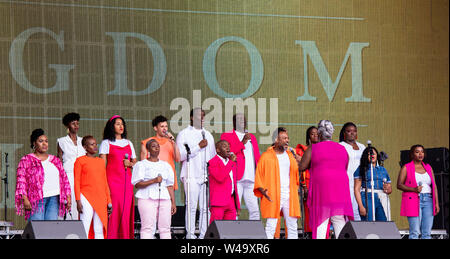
[[338, 221, 401, 239], [432, 173, 449, 233], [205, 220, 266, 239], [22, 220, 87, 239]]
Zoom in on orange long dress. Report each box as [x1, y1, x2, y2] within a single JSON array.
[[296, 144, 312, 233], [74, 156, 112, 239], [141, 136, 178, 190]]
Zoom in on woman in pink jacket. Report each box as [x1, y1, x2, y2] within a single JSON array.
[[15, 128, 72, 221], [397, 144, 440, 239]]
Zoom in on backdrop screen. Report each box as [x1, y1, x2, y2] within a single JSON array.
[[0, 0, 448, 230]]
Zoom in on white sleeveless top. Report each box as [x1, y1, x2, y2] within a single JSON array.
[[57, 135, 86, 173], [415, 172, 432, 194]]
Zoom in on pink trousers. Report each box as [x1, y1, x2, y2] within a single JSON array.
[[209, 196, 237, 224], [137, 198, 172, 239]]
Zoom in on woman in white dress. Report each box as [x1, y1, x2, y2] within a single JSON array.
[[57, 112, 86, 219], [339, 122, 365, 221]]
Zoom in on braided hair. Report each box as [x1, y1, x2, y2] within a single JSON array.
[[359, 146, 381, 185]]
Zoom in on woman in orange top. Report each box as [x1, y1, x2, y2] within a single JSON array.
[[74, 136, 112, 239]]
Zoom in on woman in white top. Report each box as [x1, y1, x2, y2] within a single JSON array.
[[339, 122, 365, 221], [132, 139, 176, 239], [57, 112, 86, 219], [15, 129, 72, 221], [397, 145, 440, 239]]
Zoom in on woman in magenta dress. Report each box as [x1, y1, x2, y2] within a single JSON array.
[[298, 120, 354, 239], [99, 115, 137, 239]]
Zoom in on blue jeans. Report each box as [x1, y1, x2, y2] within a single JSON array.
[[28, 195, 60, 221], [407, 193, 434, 239], [360, 192, 387, 221]]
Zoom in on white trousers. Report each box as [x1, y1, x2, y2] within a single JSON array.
[[265, 194, 298, 239], [58, 172, 78, 220], [316, 215, 346, 239], [184, 179, 210, 239], [237, 180, 260, 220], [79, 194, 104, 239]]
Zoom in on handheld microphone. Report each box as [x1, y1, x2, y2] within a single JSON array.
[[164, 130, 175, 141], [289, 147, 297, 157], [64, 200, 72, 219], [367, 140, 372, 147], [244, 129, 251, 143], [107, 203, 113, 217], [184, 143, 190, 153], [383, 178, 387, 183], [157, 173, 162, 188], [201, 130, 206, 140], [418, 181, 422, 186], [124, 153, 129, 172]]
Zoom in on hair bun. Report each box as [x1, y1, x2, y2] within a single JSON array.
[[318, 120, 334, 139], [30, 128, 45, 149]]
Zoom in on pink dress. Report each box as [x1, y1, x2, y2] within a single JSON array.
[[307, 141, 354, 239], [106, 142, 135, 239]]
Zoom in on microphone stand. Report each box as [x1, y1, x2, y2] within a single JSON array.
[[299, 170, 305, 239], [156, 174, 161, 238], [203, 149, 210, 231], [368, 146, 375, 221], [291, 148, 305, 238], [2, 153, 9, 221], [184, 145, 192, 239], [201, 131, 210, 232], [364, 174, 369, 222]]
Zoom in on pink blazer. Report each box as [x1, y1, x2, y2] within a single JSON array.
[[208, 155, 240, 210], [220, 130, 261, 181], [400, 161, 437, 217]]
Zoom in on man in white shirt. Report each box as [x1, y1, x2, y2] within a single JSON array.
[[176, 108, 216, 239], [220, 113, 261, 220], [254, 127, 300, 239]]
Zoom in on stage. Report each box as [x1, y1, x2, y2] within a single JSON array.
[[1, 220, 448, 239]]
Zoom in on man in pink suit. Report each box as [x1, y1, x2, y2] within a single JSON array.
[[208, 140, 240, 223], [220, 113, 261, 220]]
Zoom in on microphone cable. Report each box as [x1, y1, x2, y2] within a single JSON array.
[[119, 153, 129, 238], [156, 173, 162, 238]]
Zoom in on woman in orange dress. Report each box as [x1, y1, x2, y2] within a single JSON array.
[[296, 126, 319, 236], [74, 136, 112, 239]]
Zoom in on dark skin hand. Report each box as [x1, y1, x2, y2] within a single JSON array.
[[257, 188, 272, 202]]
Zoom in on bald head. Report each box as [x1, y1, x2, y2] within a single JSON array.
[[216, 140, 230, 159]]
